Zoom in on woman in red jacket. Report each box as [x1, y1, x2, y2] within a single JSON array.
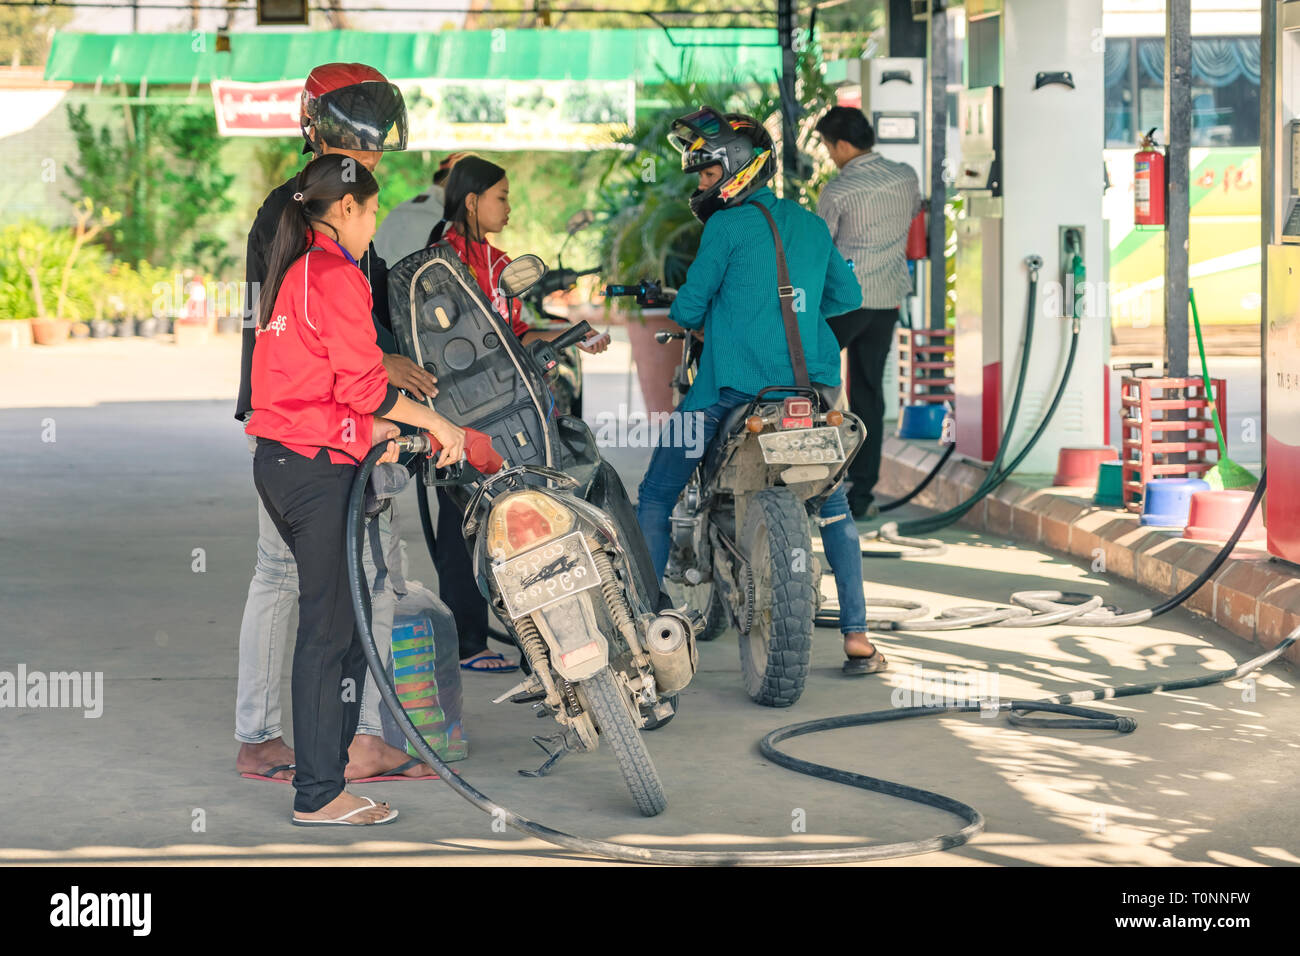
[[429, 155, 611, 673], [247, 153, 465, 826]]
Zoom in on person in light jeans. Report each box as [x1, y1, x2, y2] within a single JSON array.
[[235, 437, 419, 781]]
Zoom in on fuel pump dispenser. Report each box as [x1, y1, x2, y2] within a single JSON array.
[[1265, 1, 1300, 564], [952, 0, 1109, 473]]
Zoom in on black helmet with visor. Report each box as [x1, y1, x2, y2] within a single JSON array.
[[668, 106, 776, 222]]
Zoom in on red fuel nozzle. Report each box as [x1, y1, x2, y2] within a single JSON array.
[[422, 427, 505, 475]]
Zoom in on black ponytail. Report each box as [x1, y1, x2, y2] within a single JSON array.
[[430, 154, 505, 246], [257, 153, 379, 331]]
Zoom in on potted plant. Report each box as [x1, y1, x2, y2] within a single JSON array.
[[134, 261, 175, 338], [14, 201, 119, 346], [0, 226, 37, 347]]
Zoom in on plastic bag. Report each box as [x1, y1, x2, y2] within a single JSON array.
[[379, 579, 468, 762]]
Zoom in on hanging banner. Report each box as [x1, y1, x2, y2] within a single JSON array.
[[211, 77, 633, 150], [212, 80, 303, 136], [397, 78, 633, 151]]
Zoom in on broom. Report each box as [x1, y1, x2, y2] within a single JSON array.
[[1189, 287, 1257, 490]]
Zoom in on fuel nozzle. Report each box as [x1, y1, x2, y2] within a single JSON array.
[[1063, 228, 1086, 333]]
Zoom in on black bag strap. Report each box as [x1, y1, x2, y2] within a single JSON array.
[[752, 203, 811, 389]]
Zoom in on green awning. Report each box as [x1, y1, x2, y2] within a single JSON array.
[[45, 29, 781, 86]]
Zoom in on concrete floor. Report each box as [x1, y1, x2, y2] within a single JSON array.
[[0, 336, 1296, 866]]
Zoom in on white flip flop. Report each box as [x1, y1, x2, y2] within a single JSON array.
[[292, 795, 399, 827]]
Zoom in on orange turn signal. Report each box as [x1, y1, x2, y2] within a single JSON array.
[[745, 416, 764, 434], [826, 409, 844, 426]]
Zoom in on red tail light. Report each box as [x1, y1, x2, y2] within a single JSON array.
[[782, 397, 813, 429], [504, 499, 553, 551], [486, 491, 576, 559]]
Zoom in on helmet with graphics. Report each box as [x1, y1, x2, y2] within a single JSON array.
[[668, 106, 776, 223]]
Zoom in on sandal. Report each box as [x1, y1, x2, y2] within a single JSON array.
[[459, 651, 520, 673], [843, 650, 888, 675], [291, 796, 398, 827], [349, 757, 441, 783], [239, 763, 295, 784]]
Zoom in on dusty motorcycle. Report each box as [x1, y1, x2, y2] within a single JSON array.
[[385, 246, 700, 816], [604, 279, 865, 708]]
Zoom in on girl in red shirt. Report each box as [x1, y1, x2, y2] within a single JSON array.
[[247, 153, 464, 827], [428, 155, 610, 673]]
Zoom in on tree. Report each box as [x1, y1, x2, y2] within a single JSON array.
[[0, 6, 71, 68], [64, 102, 236, 275]]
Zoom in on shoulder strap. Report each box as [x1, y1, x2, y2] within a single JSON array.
[[752, 203, 811, 389]]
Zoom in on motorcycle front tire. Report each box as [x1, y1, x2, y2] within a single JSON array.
[[736, 487, 816, 708], [580, 666, 668, 816]]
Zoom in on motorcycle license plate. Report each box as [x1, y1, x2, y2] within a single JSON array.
[[491, 531, 602, 619], [757, 426, 846, 466]]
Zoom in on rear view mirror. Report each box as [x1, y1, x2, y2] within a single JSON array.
[[498, 254, 547, 299], [565, 209, 596, 235]]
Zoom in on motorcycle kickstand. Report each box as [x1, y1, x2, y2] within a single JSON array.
[[518, 732, 573, 778]]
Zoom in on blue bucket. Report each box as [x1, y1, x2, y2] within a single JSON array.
[[1140, 477, 1210, 527], [898, 404, 947, 440]]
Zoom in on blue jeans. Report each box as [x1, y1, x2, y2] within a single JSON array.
[[636, 387, 867, 634]]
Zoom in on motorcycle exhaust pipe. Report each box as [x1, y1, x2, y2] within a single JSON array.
[[644, 609, 700, 695]]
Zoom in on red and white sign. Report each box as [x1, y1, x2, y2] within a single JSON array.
[[211, 79, 303, 136]]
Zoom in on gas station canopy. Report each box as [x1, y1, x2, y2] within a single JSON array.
[[43, 29, 782, 86]]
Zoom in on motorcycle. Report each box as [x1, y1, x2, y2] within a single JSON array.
[[604, 279, 866, 709], [386, 246, 700, 816], [519, 209, 601, 419]]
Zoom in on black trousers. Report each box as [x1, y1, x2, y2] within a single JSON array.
[[434, 485, 492, 659], [252, 440, 366, 814], [827, 306, 900, 509]]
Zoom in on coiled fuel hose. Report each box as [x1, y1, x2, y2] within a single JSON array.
[[823, 475, 1265, 632], [348, 447, 1293, 865]]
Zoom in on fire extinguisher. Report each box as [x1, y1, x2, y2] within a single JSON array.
[[1135, 128, 1165, 227], [905, 209, 928, 260]]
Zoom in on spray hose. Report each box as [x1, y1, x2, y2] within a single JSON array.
[[347, 446, 1293, 865]]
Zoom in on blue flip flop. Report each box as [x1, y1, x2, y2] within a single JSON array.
[[460, 651, 520, 673]]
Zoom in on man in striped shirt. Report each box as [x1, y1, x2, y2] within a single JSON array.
[[815, 106, 921, 519]]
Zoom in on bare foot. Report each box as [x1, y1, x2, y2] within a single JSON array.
[[345, 733, 432, 780], [236, 738, 295, 781], [843, 632, 879, 659], [293, 790, 392, 825]]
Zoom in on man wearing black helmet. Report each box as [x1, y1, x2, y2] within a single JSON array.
[[635, 107, 889, 676], [234, 63, 441, 787]]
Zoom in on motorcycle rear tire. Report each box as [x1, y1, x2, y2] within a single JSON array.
[[580, 666, 668, 816], [737, 488, 816, 708]]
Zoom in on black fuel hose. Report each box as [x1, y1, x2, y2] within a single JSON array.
[[878, 442, 956, 513], [891, 325, 1081, 540], [858, 263, 1049, 558], [348, 444, 1292, 865]]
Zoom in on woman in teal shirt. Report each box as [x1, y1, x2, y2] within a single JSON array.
[[636, 107, 887, 676]]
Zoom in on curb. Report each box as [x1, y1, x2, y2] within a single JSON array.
[[879, 437, 1300, 668]]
